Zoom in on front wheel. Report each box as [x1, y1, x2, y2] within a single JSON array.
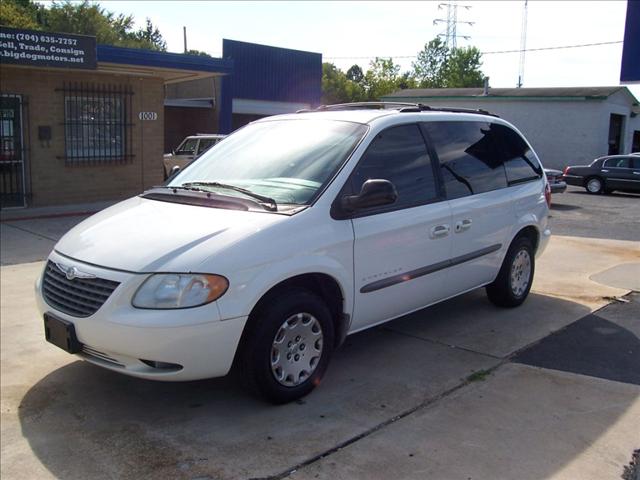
[[486, 236, 535, 308], [239, 289, 334, 404]]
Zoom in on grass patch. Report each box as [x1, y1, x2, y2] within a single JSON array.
[[467, 369, 491, 382]]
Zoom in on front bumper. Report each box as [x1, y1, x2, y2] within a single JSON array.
[[36, 251, 247, 381]]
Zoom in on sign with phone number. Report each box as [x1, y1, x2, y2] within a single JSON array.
[[0, 26, 96, 69]]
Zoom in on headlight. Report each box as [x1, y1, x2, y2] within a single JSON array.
[[132, 273, 228, 309]]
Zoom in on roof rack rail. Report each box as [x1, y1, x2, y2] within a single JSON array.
[[398, 103, 499, 117], [296, 101, 498, 117], [298, 102, 419, 113]]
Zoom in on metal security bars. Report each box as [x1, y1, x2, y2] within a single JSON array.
[[58, 82, 134, 165], [0, 94, 28, 208]]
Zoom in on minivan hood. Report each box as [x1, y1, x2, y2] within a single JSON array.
[[54, 196, 286, 272]]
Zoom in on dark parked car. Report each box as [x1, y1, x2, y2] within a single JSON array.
[[563, 155, 640, 194], [544, 169, 566, 194]]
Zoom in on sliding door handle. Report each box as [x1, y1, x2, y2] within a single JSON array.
[[430, 224, 450, 238], [455, 219, 473, 233]]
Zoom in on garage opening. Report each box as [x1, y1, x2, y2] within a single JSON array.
[[608, 114, 625, 155]]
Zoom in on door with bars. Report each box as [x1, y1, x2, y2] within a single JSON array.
[[0, 94, 27, 208]]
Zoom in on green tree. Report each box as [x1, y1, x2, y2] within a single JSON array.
[[346, 64, 364, 84], [362, 57, 401, 100], [0, 0, 44, 29], [411, 38, 484, 89], [443, 46, 484, 88], [186, 49, 213, 57], [412, 37, 449, 88], [321, 62, 365, 105], [0, 0, 167, 51]]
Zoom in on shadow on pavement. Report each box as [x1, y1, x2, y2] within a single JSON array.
[[16, 292, 623, 480], [550, 203, 581, 211]]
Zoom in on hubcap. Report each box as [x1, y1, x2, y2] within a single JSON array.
[[510, 249, 531, 297], [270, 313, 323, 387], [587, 178, 601, 193]]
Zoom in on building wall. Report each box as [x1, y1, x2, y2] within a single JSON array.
[[383, 96, 636, 169], [0, 65, 164, 207], [220, 39, 322, 133], [604, 90, 640, 154]]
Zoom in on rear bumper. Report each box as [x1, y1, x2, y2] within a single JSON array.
[[563, 175, 583, 187], [537, 228, 552, 258], [549, 181, 567, 194]]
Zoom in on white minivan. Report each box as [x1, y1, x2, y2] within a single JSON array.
[[36, 103, 551, 403]]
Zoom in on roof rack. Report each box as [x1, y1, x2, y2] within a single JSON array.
[[297, 101, 498, 117], [399, 104, 499, 117]]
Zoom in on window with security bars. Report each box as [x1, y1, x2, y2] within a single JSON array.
[[59, 82, 134, 164]]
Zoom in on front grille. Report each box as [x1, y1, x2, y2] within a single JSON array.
[[42, 261, 120, 317]]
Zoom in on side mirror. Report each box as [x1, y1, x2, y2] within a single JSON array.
[[341, 179, 398, 212]]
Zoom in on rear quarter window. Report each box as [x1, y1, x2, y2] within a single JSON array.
[[494, 124, 542, 185], [422, 121, 508, 199]]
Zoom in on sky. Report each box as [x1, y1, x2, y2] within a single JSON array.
[[80, 1, 639, 98]]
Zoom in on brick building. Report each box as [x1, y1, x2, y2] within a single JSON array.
[[0, 27, 231, 209]]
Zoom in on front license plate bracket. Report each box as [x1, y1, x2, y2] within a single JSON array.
[[44, 314, 82, 353]]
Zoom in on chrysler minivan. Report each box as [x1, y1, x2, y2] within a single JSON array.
[[37, 103, 551, 403]]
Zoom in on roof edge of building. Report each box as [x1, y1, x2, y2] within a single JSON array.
[[382, 86, 635, 102], [97, 44, 234, 73]]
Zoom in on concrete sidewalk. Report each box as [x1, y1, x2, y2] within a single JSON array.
[[0, 225, 638, 479]]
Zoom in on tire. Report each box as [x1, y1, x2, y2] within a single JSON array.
[[585, 176, 604, 194], [486, 236, 535, 308], [238, 288, 335, 404]]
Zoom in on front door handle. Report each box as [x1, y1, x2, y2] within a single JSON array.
[[430, 224, 450, 239], [455, 219, 472, 233]]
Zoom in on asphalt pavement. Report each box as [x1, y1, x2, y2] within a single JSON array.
[[549, 186, 640, 242]]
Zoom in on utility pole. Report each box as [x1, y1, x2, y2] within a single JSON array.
[[183, 26, 188, 54], [517, 0, 528, 88], [433, 2, 474, 50]]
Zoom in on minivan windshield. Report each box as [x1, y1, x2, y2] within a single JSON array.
[[168, 119, 367, 206]]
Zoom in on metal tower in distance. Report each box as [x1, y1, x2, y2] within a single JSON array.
[[517, 0, 529, 88], [433, 2, 474, 50]]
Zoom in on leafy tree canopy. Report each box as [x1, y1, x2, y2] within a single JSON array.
[[321, 62, 365, 105], [0, 0, 167, 51], [412, 38, 484, 88]]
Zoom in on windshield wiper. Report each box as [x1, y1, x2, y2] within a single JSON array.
[[181, 182, 278, 211], [153, 185, 209, 193]]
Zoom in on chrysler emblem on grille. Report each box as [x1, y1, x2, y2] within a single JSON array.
[[55, 263, 96, 280]]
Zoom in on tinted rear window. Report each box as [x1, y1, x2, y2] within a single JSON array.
[[422, 121, 507, 199], [495, 124, 542, 184]]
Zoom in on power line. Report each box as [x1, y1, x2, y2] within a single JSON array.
[[483, 40, 622, 55], [323, 40, 623, 61]]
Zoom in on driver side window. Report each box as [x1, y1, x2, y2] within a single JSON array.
[[349, 124, 439, 210]]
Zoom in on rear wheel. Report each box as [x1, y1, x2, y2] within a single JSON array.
[[486, 236, 535, 308], [585, 176, 604, 194], [239, 289, 334, 404]]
